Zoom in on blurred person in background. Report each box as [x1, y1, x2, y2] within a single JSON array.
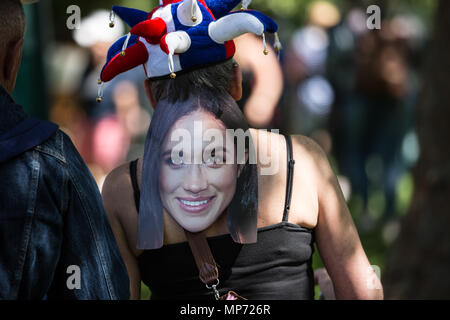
[[280, 0, 340, 140], [0, 0, 129, 299], [326, 6, 421, 223], [279, 1, 349, 199], [234, 33, 283, 129], [72, 10, 150, 188]]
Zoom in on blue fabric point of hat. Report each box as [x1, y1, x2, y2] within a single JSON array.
[[181, 25, 228, 70], [205, 0, 241, 18], [106, 34, 139, 62], [112, 6, 149, 28]]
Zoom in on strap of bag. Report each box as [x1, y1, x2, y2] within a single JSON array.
[[184, 229, 219, 285], [184, 229, 247, 300]]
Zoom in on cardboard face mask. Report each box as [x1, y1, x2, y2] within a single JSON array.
[[138, 94, 258, 250], [158, 110, 239, 234]]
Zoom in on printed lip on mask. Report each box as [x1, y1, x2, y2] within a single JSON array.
[[177, 196, 215, 214]]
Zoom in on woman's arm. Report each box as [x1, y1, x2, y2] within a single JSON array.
[[102, 169, 142, 300], [234, 34, 283, 128], [306, 139, 383, 299]]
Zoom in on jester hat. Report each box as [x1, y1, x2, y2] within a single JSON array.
[[98, 0, 281, 100]]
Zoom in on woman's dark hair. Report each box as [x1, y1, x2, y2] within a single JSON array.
[[137, 89, 258, 250], [148, 59, 235, 103]]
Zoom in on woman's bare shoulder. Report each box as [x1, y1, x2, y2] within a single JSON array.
[[249, 129, 328, 169], [250, 130, 325, 227], [102, 161, 142, 256], [291, 134, 328, 163], [101, 162, 135, 217]]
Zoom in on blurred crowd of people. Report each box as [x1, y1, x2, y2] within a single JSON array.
[[233, 1, 425, 226], [50, 10, 151, 189]]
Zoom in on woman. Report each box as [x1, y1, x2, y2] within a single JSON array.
[[102, 88, 383, 300]]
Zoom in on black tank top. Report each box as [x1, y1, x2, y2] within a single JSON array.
[[130, 135, 316, 300]]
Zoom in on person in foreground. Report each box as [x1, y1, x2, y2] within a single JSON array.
[[0, 0, 129, 299], [100, 0, 383, 300]]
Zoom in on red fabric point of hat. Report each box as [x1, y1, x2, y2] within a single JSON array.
[[101, 41, 149, 82], [161, 0, 182, 6], [225, 40, 236, 58], [130, 18, 167, 45], [160, 34, 170, 55], [148, 5, 162, 19]]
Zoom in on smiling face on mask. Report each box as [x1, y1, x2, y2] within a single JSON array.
[[158, 109, 242, 233]]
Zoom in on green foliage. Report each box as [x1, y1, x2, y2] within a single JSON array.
[[118, 0, 159, 12], [141, 282, 151, 300], [312, 244, 324, 299], [395, 172, 414, 216]]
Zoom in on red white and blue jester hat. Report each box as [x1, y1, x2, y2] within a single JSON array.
[[97, 0, 281, 101]]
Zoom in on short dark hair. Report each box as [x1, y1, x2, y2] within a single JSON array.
[[0, 0, 25, 57], [138, 88, 258, 250], [148, 59, 235, 103]]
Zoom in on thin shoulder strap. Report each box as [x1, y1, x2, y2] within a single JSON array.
[[129, 159, 140, 212], [282, 135, 295, 222]]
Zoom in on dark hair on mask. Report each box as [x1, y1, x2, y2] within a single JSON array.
[[148, 59, 235, 103], [137, 88, 258, 249]]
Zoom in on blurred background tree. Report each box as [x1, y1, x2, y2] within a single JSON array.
[[383, 0, 450, 299]]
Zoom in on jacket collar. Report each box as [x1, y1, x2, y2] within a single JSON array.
[[0, 85, 28, 136], [0, 85, 59, 163], [0, 85, 13, 104]]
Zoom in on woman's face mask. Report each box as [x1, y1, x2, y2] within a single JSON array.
[[159, 109, 239, 233]]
